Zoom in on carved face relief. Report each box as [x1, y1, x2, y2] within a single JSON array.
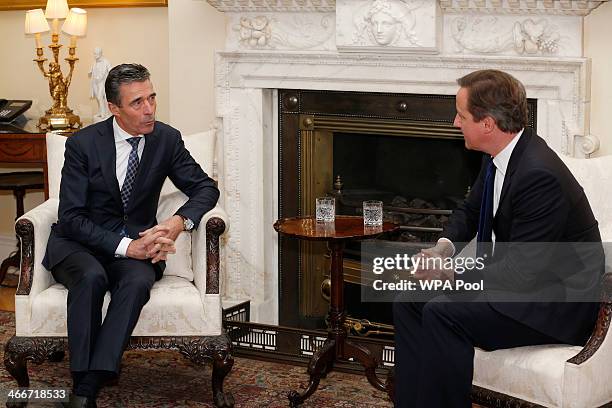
[[369, 11, 400, 45]]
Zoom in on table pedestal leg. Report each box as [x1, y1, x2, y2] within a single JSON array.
[[287, 338, 336, 407], [288, 241, 346, 406]]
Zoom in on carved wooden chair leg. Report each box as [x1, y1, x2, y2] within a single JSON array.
[[4, 336, 66, 387], [211, 347, 235, 408]]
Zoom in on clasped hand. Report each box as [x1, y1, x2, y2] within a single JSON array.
[[412, 241, 455, 282], [126, 215, 184, 263]]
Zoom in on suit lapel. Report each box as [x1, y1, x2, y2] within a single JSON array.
[[95, 117, 122, 208], [127, 125, 161, 210], [496, 128, 532, 210]]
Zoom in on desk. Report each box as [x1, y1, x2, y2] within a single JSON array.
[[0, 132, 48, 199], [274, 216, 399, 406]]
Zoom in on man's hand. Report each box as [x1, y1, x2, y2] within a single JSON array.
[[412, 241, 455, 282], [137, 215, 184, 263], [420, 239, 454, 259], [139, 215, 184, 242], [127, 226, 176, 263]]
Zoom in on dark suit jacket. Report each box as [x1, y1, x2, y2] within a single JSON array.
[[441, 128, 604, 344], [43, 117, 220, 280]]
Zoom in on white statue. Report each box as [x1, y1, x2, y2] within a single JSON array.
[[89, 47, 112, 122]]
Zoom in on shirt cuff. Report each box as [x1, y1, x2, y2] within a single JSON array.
[[437, 237, 456, 257], [115, 237, 133, 257]]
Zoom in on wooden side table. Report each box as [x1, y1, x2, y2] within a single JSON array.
[[274, 215, 399, 406]]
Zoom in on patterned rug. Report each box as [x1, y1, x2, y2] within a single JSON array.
[[0, 311, 393, 407]]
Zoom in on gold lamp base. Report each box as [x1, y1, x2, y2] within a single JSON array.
[[37, 108, 82, 132]]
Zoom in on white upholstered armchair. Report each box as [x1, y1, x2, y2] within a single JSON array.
[[3, 130, 234, 408], [471, 153, 612, 408]]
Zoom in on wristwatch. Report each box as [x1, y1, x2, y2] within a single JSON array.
[[179, 215, 194, 232]]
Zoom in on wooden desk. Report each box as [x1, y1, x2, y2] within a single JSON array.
[[0, 127, 53, 199]]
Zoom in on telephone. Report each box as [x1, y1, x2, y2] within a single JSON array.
[[0, 99, 32, 123]]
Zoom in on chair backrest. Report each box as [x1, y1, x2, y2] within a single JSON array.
[[558, 152, 612, 273], [46, 128, 217, 281]]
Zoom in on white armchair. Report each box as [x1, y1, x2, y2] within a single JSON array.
[[3, 130, 235, 408], [471, 153, 612, 407]]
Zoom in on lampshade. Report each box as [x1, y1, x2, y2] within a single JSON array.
[[62, 8, 87, 37], [44, 0, 69, 19], [24, 9, 50, 34]]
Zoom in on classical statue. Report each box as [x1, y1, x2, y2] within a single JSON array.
[[89, 47, 112, 122]]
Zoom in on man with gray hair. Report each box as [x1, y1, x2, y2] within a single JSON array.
[[44, 63, 219, 407]]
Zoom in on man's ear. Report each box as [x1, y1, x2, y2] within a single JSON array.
[[108, 102, 120, 116], [482, 116, 496, 133]]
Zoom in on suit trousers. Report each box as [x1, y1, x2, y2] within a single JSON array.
[[51, 251, 156, 374], [392, 293, 561, 408]]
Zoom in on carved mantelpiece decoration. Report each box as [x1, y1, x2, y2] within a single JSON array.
[[207, 0, 607, 14], [205, 0, 606, 325]]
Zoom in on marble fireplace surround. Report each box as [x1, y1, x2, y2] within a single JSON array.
[[207, 0, 606, 324]]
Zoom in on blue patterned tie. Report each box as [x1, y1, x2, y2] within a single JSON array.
[[476, 158, 495, 260], [119, 137, 141, 237]]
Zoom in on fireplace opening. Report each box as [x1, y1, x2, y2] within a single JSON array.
[[278, 89, 537, 333], [333, 131, 482, 241]]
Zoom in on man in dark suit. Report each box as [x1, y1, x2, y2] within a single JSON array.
[[393, 70, 604, 407], [44, 64, 220, 407]]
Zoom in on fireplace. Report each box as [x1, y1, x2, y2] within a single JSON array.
[[206, 1, 600, 328], [277, 88, 537, 330]]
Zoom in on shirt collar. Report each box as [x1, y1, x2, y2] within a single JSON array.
[[492, 128, 524, 177], [113, 117, 143, 143]]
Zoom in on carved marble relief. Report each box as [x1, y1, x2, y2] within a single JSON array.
[[229, 13, 335, 50], [445, 15, 581, 57], [336, 0, 439, 53]]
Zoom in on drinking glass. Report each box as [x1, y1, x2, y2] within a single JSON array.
[[315, 197, 335, 223], [363, 200, 383, 226]]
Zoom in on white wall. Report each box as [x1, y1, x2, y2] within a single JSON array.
[[0, 7, 169, 125], [585, 1, 612, 157], [168, 0, 225, 135]]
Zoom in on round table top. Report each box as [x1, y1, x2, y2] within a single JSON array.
[[273, 215, 399, 241]]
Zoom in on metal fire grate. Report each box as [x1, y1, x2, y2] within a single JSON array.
[[222, 301, 395, 369]]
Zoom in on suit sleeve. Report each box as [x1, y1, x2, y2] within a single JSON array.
[[55, 136, 123, 256], [168, 133, 220, 229]]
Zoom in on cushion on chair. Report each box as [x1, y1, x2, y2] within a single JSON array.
[[157, 129, 217, 281], [473, 345, 582, 407], [29, 276, 220, 337]]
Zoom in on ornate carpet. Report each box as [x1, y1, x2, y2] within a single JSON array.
[[0, 311, 393, 407]]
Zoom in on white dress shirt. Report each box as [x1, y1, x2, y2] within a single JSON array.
[[113, 118, 145, 256], [491, 128, 523, 244], [439, 128, 524, 256]]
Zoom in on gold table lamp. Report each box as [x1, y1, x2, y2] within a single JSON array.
[[24, 0, 87, 131]]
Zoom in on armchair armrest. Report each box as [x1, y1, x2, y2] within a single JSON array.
[[15, 198, 59, 298], [192, 204, 230, 296], [567, 272, 612, 365]]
